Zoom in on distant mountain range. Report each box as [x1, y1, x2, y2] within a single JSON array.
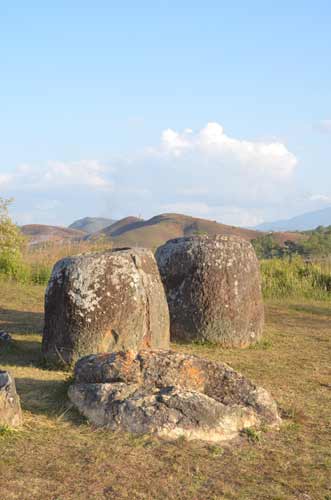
[[69, 217, 115, 234], [21, 212, 307, 248], [255, 206, 331, 232]]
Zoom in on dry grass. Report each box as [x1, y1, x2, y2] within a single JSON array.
[[0, 282, 330, 500], [23, 240, 113, 269]]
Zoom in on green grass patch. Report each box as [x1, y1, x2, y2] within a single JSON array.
[[0, 425, 19, 438], [261, 256, 331, 300]]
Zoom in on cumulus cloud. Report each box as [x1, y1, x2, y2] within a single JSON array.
[[1, 122, 299, 226], [121, 122, 298, 220], [0, 160, 112, 192], [157, 122, 297, 178]]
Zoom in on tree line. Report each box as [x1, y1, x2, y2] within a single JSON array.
[[252, 226, 331, 260]]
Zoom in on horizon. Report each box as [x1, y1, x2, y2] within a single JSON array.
[[18, 204, 331, 232], [1, 2, 331, 227]]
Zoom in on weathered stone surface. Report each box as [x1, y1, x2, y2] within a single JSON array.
[[42, 248, 170, 366], [68, 350, 280, 442], [0, 370, 22, 427], [156, 235, 264, 347]]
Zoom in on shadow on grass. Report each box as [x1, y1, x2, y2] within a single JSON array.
[[267, 303, 331, 332], [15, 376, 85, 424], [289, 304, 331, 317], [0, 308, 44, 334], [0, 337, 42, 367]]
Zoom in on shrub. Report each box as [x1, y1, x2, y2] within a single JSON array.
[[251, 234, 283, 259], [0, 198, 27, 281], [30, 263, 52, 285]]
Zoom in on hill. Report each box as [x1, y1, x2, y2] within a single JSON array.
[[95, 216, 143, 238], [255, 206, 331, 231], [21, 224, 85, 245], [69, 217, 115, 234], [20, 213, 304, 249], [92, 213, 302, 249]]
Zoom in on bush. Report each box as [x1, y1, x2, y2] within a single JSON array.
[[0, 250, 30, 282], [251, 234, 283, 259], [30, 263, 52, 285], [0, 198, 28, 281]]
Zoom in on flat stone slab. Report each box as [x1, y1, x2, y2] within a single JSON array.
[[68, 350, 280, 442]]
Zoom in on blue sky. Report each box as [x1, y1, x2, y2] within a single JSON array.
[[1, 1, 330, 226]]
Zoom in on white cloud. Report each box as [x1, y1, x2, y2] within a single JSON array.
[[161, 128, 192, 156], [0, 160, 112, 192], [1, 122, 299, 226], [156, 122, 297, 179]]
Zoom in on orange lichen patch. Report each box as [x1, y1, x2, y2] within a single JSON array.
[[118, 350, 135, 371], [142, 334, 152, 348], [179, 359, 206, 391], [116, 350, 141, 383]]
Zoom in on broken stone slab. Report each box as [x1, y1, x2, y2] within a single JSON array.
[[0, 370, 22, 428], [42, 248, 170, 366], [156, 235, 264, 347], [68, 350, 280, 442]]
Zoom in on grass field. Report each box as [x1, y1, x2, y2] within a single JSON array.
[[0, 280, 330, 500]]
